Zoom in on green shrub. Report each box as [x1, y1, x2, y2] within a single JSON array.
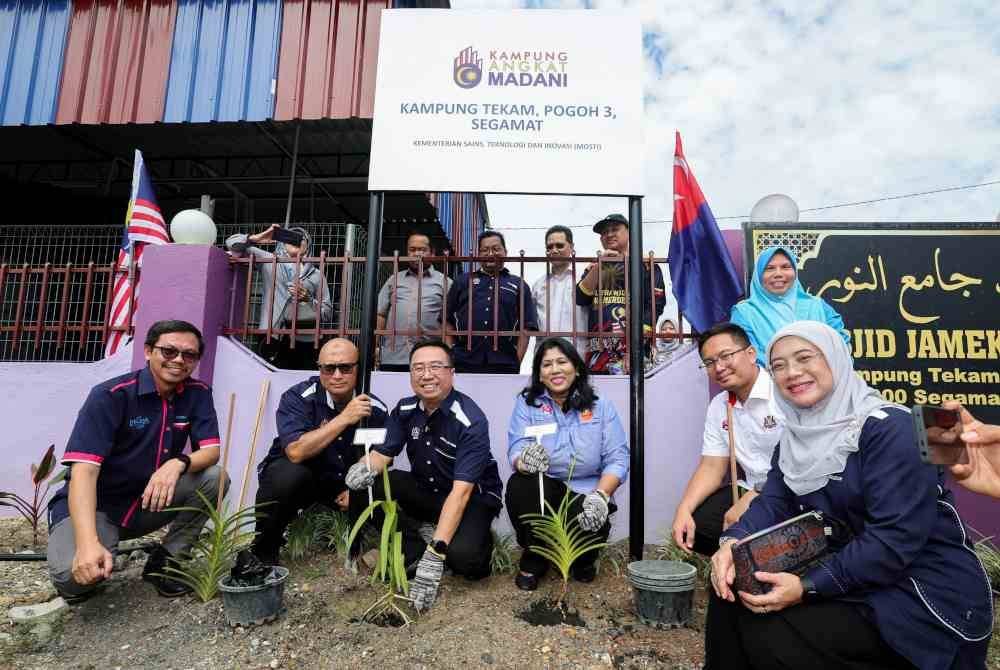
[[490, 531, 518, 576]]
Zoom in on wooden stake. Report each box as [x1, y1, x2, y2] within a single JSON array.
[[216, 393, 236, 512], [238, 379, 270, 510], [726, 400, 739, 506]]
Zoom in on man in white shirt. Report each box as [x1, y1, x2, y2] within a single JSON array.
[[671, 323, 785, 556], [531, 225, 588, 357]]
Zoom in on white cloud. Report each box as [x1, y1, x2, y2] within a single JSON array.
[[449, 0, 1000, 273]]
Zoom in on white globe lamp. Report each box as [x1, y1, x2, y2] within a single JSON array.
[[750, 194, 800, 223], [169, 209, 217, 245]]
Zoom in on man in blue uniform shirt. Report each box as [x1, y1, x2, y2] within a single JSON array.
[[445, 230, 539, 374], [47, 320, 229, 600], [346, 339, 502, 611], [250, 338, 387, 565]]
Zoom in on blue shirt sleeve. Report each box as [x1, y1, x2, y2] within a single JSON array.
[[373, 406, 407, 458], [445, 275, 465, 326], [62, 386, 122, 466], [453, 410, 492, 484], [599, 398, 629, 483], [275, 386, 315, 449], [729, 303, 766, 367], [821, 299, 851, 347], [506, 395, 533, 468], [189, 384, 221, 450], [804, 411, 938, 598], [522, 279, 540, 331]]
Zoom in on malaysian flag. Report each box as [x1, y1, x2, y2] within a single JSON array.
[[104, 150, 170, 357]]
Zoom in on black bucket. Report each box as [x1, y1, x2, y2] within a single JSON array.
[[627, 560, 696, 629], [217, 566, 289, 627]]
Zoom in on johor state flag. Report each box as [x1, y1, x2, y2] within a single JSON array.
[[668, 132, 743, 333]]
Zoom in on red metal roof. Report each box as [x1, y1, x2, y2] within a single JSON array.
[[274, 0, 387, 120], [56, 0, 177, 124]]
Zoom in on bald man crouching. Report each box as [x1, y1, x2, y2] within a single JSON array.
[[250, 339, 387, 565]]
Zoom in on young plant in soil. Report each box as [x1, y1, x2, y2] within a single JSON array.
[[156, 490, 262, 602], [0, 444, 66, 547], [346, 469, 411, 626], [519, 462, 608, 614]]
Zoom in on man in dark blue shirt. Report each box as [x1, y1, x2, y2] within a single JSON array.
[[346, 340, 502, 611], [47, 320, 229, 601], [250, 338, 387, 565], [446, 231, 538, 374]]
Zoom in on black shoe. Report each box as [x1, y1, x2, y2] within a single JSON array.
[[571, 563, 597, 583], [142, 546, 192, 598], [515, 572, 539, 591]]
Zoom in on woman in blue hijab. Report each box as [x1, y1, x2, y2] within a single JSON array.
[[730, 246, 849, 366]]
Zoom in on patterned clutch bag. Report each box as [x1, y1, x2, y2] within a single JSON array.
[[731, 511, 829, 595]]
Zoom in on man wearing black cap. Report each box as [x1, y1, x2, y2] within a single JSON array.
[[576, 214, 666, 374]]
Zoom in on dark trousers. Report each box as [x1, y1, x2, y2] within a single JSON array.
[[261, 337, 320, 371], [691, 487, 736, 557], [367, 470, 497, 579], [253, 456, 352, 556], [504, 472, 615, 577], [704, 592, 914, 670]]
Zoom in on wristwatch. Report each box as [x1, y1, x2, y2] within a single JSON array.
[[173, 453, 191, 474], [431, 539, 449, 556], [799, 575, 820, 603]]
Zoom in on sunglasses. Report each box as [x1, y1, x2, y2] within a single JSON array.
[[318, 362, 358, 375], [154, 345, 200, 364]]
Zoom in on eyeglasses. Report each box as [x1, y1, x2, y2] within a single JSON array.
[[769, 352, 820, 377], [154, 346, 200, 364], [700, 348, 746, 370], [410, 362, 453, 375], [318, 362, 358, 376]]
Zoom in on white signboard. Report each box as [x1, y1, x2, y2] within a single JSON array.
[[368, 10, 644, 196]]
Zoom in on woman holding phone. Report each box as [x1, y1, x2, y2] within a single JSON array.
[[505, 337, 629, 591], [706, 322, 992, 670], [226, 224, 333, 369]]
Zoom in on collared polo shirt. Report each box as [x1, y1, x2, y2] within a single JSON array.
[[701, 366, 785, 489], [446, 268, 539, 369], [531, 268, 588, 357], [377, 266, 452, 365], [258, 377, 387, 484], [48, 367, 221, 529], [374, 388, 502, 510]]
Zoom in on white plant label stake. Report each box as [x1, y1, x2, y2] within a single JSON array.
[[524, 423, 558, 514], [355, 428, 388, 506]]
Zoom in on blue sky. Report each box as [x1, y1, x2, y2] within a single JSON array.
[[450, 0, 1000, 286]]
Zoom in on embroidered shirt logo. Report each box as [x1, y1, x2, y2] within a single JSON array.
[[763, 415, 778, 430], [580, 409, 594, 423], [541, 403, 552, 414], [129, 416, 151, 430], [411, 427, 421, 440]]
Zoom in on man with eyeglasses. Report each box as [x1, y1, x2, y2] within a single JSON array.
[[671, 322, 785, 556], [345, 340, 502, 612], [445, 230, 539, 374], [47, 320, 229, 601], [531, 225, 588, 357], [576, 214, 666, 374], [249, 338, 387, 566]]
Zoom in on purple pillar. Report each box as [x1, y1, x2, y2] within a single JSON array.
[[722, 228, 747, 289], [130, 245, 233, 383]]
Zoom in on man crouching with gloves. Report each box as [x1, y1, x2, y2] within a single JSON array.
[[345, 339, 502, 611]]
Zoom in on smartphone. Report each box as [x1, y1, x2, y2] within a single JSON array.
[[272, 226, 304, 247], [911, 404, 968, 465]]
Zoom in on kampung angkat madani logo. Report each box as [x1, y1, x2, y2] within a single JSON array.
[[453, 47, 483, 88], [453, 46, 569, 89]]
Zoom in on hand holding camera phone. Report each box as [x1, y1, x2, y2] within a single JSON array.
[[911, 404, 968, 465]]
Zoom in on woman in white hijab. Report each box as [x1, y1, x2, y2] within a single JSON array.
[[704, 322, 992, 670], [226, 224, 333, 369]]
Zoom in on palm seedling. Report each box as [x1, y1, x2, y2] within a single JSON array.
[[346, 468, 411, 625], [0, 444, 67, 546], [520, 461, 608, 606], [156, 490, 263, 602]]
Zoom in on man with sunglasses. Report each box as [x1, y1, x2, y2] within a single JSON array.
[[47, 320, 228, 601], [671, 322, 785, 556], [250, 338, 387, 565], [345, 339, 502, 612], [531, 225, 588, 357]]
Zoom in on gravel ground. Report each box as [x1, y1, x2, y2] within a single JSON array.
[[2, 517, 997, 669]]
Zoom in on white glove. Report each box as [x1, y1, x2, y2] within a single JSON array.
[[345, 461, 376, 491], [577, 490, 610, 532], [518, 441, 550, 474]]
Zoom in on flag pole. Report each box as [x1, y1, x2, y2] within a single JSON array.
[[627, 195, 645, 561]]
